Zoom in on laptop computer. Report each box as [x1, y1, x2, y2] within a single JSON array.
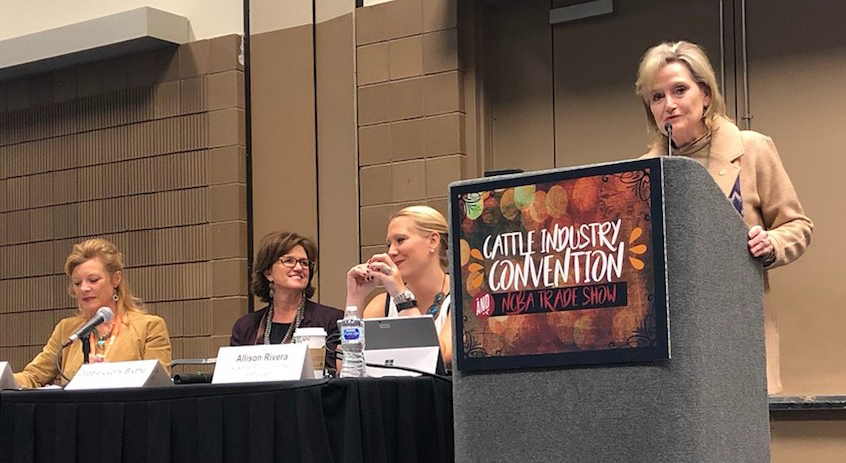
[[363, 315, 445, 377]]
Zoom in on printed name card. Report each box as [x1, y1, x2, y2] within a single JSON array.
[[212, 343, 314, 384], [0, 361, 18, 390], [65, 359, 172, 390]]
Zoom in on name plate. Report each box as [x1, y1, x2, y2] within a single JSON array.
[[212, 343, 313, 384], [65, 359, 172, 390], [0, 361, 18, 390]]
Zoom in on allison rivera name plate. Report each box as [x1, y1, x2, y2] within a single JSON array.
[[213, 343, 314, 384], [65, 359, 172, 390], [450, 158, 669, 372]]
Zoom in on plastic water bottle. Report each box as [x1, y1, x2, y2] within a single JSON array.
[[338, 305, 366, 378]]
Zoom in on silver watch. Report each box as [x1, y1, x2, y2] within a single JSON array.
[[393, 289, 416, 304]]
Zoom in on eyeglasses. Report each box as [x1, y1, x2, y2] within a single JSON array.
[[278, 256, 313, 270]]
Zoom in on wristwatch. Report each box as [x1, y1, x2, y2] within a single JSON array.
[[393, 289, 418, 311]]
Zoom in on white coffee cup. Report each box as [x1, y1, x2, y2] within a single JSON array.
[[293, 327, 327, 379]]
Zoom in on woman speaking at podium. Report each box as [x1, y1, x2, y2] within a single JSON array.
[[346, 206, 453, 370], [636, 41, 813, 393], [14, 239, 172, 388]]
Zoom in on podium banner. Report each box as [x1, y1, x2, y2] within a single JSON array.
[[450, 159, 669, 371]]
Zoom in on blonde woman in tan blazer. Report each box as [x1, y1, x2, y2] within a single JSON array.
[[14, 239, 172, 388], [636, 41, 813, 394]]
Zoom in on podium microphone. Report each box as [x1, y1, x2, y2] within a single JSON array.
[[664, 122, 673, 157], [62, 307, 114, 347]]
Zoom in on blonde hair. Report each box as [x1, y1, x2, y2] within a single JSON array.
[[64, 238, 145, 315], [635, 41, 729, 145], [391, 206, 450, 268]]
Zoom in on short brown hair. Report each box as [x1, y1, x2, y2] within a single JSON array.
[[252, 231, 318, 302]]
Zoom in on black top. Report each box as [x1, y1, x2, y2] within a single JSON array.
[[229, 300, 344, 372], [269, 322, 293, 345]]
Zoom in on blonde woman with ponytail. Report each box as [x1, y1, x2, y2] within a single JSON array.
[[346, 205, 453, 369], [14, 239, 172, 388]]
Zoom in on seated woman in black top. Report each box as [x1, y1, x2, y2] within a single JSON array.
[[229, 231, 342, 374]]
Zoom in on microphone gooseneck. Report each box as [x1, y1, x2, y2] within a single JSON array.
[[664, 123, 673, 157], [62, 306, 114, 348]]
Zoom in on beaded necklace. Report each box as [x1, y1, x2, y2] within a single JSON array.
[[426, 272, 449, 316], [263, 294, 305, 344], [88, 313, 122, 361]]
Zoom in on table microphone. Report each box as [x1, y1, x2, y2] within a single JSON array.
[[664, 122, 673, 157], [62, 307, 114, 347]]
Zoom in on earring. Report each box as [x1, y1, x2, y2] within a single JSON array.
[[269, 283, 274, 300], [430, 248, 435, 253], [112, 289, 119, 302]]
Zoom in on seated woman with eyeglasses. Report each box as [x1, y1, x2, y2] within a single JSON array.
[[229, 231, 343, 374]]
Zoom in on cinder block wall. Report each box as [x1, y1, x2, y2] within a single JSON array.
[[0, 36, 248, 372], [355, 0, 465, 258]]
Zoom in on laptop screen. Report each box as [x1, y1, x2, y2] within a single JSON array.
[[363, 315, 439, 350], [363, 315, 446, 375]]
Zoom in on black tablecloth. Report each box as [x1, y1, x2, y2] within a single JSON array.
[[0, 377, 454, 463]]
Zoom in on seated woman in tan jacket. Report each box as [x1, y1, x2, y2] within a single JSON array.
[[14, 239, 172, 388]]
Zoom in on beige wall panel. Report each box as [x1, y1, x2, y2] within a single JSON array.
[[390, 77, 425, 120], [316, 0, 354, 25], [316, 12, 359, 307], [484, 0, 553, 173], [357, 42, 390, 86], [208, 34, 244, 74], [212, 296, 248, 336], [424, 113, 464, 156], [422, 29, 458, 75], [423, 71, 463, 116], [426, 197, 448, 221], [745, 0, 846, 395], [250, 0, 313, 35], [389, 36, 424, 80], [356, 2, 389, 46], [209, 146, 247, 185], [360, 165, 393, 206], [359, 123, 391, 166], [211, 221, 248, 260], [552, 0, 720, 168], [771, 412, 846, 463], [180, 75, 209, 114], [391, 118, 425, 161], [360, 204, 396, 246], [250, 26, 318, 246], [425, 154, 464, 198], [386, 0, 423, 41], [392, 160, 426, 203], [423, 0, 457, 34], [358, 83, 391, 126]]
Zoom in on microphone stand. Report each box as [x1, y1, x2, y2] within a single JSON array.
[[664, 123, 673, 157], [81, 337, 91, 364]]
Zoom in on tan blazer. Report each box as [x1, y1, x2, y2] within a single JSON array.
[[14, 311, 172, 389], [643, 116, 814, 393]]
